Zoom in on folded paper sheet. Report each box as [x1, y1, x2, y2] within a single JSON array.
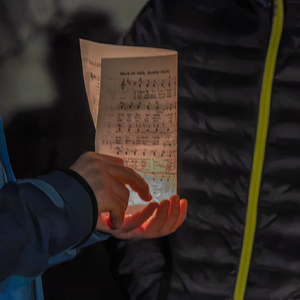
[[80, 39, 177, 208]]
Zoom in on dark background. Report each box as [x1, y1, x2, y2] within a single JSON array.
[[0, 0, 147, 299]]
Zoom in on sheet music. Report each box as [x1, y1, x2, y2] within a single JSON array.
[[80, 40, 178, 208]]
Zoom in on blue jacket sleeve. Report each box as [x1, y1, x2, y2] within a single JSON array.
[[0, 169, 105, 282]]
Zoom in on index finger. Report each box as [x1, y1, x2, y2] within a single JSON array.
[[97, 154, 125, 166], [107, 164, 152, 202], [122, 202, 159, 231]]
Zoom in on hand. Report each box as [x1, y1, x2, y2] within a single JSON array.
[[96, 195, 188, 240], [70, 152, 152, 229]]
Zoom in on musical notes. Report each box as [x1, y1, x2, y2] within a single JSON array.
[[97, 73, 177, 203], [91, 71, 100, 81], [103, 76, 176, 101], [105, 100, 176, 113], [103, 120, 175, 134], [80, 39, 178, 205]]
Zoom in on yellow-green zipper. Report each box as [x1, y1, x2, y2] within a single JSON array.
[[233, 1, 284, 299]]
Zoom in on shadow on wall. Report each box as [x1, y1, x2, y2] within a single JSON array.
[[5, 10, 121, 178], [4, 10, 126, 300]]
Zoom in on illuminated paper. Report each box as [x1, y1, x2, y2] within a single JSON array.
[[80, 39, 177, 210]]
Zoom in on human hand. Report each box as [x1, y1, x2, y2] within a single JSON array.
[[70, 152, 152, 229], [96, 195, 188, 240]]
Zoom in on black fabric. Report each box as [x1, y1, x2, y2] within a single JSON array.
[[60, 168, 99, 247], [105, 237, 172, 300], [106, 0, 300, 299]]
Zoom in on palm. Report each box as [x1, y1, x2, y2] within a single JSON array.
[[96, 195, 188, 240]]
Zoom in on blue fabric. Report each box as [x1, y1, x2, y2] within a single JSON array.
[[0, 118, 15, 183], [0, 276, 36, 300], [20, 179, 65, 209], [0, 118, 109, 299], [0, 157, 7, 189]]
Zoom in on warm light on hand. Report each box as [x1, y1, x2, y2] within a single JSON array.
[[96, 195, 188, 240]]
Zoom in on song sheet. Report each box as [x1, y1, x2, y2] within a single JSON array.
[[80, 39, 178, 209]]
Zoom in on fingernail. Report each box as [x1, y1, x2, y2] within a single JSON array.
[[148, 192, 153, 201]]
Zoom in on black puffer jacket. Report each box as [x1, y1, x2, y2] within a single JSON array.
[[107, 1, 300, 299]]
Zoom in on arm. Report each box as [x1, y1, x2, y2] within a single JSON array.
[[0, 151, 187, 282], [0, 169, 98, 282]]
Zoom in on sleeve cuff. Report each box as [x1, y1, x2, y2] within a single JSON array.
[[59, 168, 99, 247]]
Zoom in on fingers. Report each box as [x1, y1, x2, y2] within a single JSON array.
[[145, 196, 188, 238], [70, 152, 152, 229], [162, 196, 188, 234], [102, 162, 153, 228], [95, 202, 159, 236], [96, 174, 129, 229], [121, 202, 159, 232], [107, 196, 126, 229], [160, 195, 181, 233], [146, 200, 170, 235], [96, 196, 188, 239], [106, 163, 152, 202], [175, 198, 188, 229], [97, 154, 125, 166]]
